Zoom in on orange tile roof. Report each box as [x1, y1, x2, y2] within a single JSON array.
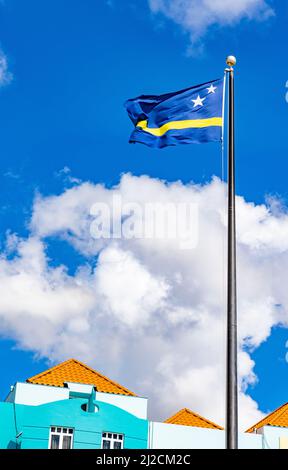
[[26, 358, 136, 396], [246, 402, 288, 432], [164, 408, 223, 430]]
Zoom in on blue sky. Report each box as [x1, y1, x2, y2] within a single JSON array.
[[0, 0, 287, 427]]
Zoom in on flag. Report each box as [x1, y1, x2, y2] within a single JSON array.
[[125, 78, 224, 149]]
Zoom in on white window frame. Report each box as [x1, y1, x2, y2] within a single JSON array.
[[101, 432, 124, 449], [48, 426, 74, 449]]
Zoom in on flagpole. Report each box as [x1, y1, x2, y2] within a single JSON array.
[[225, 55, 238, 449]]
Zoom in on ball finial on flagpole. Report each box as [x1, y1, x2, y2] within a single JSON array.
[[226, 55, 237, 67]]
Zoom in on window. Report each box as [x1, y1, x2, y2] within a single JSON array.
[[101, 432, 124, 449], [49, 427, 74, 449]]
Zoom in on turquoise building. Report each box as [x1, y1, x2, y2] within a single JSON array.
[[1, 358, 288, 449], [0, 359, 148, 449]]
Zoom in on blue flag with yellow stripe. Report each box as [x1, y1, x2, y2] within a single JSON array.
[[125, 78, 224, 148]]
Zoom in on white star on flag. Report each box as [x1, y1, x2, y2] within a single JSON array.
[[207, 84, 217, 94], [192, 95, 206, 108]]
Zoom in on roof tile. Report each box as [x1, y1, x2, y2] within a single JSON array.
[[246, 402, 288, 432], [26, 358, 136, 396], [165, 408, 223, 430]]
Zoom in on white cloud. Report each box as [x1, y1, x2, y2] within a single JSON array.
[[1, 174, 288, 430], [148, 0, 274, 50], [54, 166, 82, 185], [0, 49, 12, 87], [94, 246, 169, 327]]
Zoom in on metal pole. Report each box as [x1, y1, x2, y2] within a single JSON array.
[[225, 55, 238, 449]]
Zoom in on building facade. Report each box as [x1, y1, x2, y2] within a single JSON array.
[[0, 358, 288, 450], [0, 359, 148, 449]]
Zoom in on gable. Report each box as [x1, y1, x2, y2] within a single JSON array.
[[27, 358, 136, 396]]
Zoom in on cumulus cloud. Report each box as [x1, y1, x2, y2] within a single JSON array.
[[148, 0, 274, 50], [1, 174, 288, 429], [0, 49, 12, 87]]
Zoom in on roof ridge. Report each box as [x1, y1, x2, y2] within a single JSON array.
[[246, 402, 288, 432], [69, 359, 136, 396], [184, 408, 223, 429], [270, 403, 288, 425], [165, 407, 223, 430], [26, 358, 136, 396]]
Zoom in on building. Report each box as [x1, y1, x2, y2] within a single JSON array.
[[246, 403, 288, 449], [0, 358, 288, 449], [149, 408, 261, 449], [0, 359, 148, 449]]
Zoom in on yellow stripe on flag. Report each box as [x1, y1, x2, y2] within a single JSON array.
[[137, 117, 223, 137]]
